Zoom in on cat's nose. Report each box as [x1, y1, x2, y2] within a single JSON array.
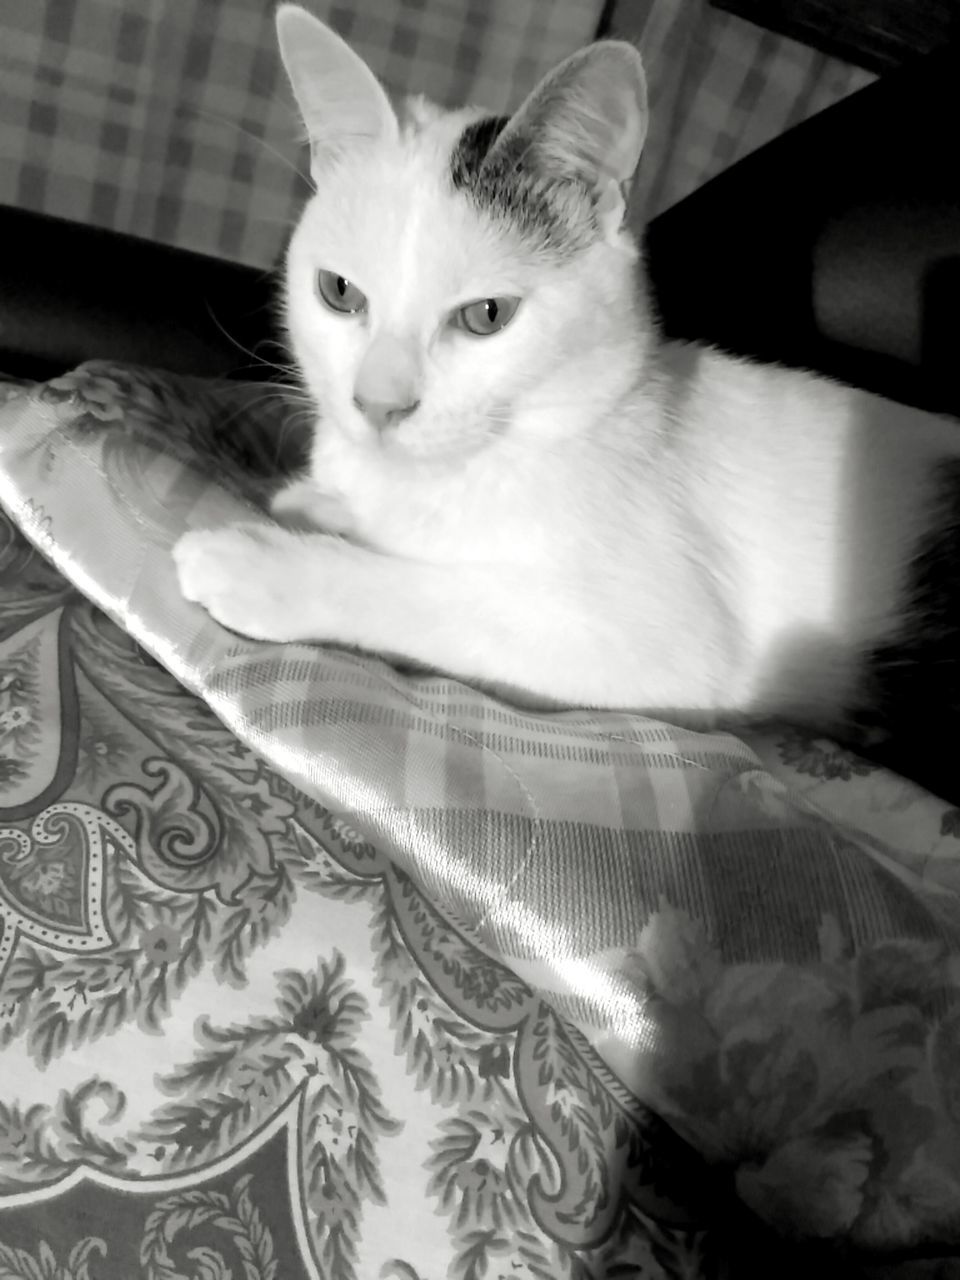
[[352, 394, 420, 431], [353, 332, 422, 430]]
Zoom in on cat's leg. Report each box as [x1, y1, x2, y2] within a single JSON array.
[[172, 522, 610, 705], [269, 477, 357, 535]]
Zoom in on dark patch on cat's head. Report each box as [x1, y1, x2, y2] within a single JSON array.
[[450, 113, 512, 183], [449, 115, 597, 258], [450, 115, 510, 181]]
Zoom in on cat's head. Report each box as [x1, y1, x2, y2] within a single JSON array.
[[277, 4, 649, 464]]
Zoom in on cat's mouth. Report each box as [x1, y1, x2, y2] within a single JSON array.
[[385, 412, 513, 463], [336, 398, 512, 463]]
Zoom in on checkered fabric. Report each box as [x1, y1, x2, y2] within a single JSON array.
[[0, 0, 603, 269], [616, 0, 877, 227]]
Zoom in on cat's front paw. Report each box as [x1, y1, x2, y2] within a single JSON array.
[[174, 524, 305, 640]]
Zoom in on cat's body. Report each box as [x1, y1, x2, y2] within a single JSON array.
[[275, 322, 958, 731], [175, 5, 960, 798]]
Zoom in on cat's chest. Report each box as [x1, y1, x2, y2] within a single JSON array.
[[367, 473, 554, 562], [315, 440, 571, 564]]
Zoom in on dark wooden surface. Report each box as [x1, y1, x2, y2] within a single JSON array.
[[710, 0, 958, 71]]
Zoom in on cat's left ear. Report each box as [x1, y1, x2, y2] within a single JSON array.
[[490, 41, 647, 229], [276, 4, 398, 174]]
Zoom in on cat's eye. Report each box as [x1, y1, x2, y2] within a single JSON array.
[[317, 270, 367, 315], [455, 296, 520, 336]]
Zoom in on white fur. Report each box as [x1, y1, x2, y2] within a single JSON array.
[[175, 10, 960, 730]]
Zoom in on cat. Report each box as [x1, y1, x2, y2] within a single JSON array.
[[174, 3, 960, 802]]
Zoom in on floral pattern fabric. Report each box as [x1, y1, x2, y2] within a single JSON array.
[[0, 364, 957, 1278]]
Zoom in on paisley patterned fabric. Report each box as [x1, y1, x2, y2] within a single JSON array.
[[0, 364, 958, 1277]]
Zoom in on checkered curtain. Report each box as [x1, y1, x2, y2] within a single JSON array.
[[0, 0, 604, 269], [0, 0, 877, 268], [612, 0, 876, 229]]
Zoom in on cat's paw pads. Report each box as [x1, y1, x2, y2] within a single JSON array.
[[173, 525, 299, 640]]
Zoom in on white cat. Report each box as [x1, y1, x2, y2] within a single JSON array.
[[175, 5, 960, 790]]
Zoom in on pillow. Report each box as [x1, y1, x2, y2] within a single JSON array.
[[2, 361, 960, 1250]]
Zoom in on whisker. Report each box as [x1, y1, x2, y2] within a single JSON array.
[[177, 100, 314, 193], [200, 302, 304, 384]]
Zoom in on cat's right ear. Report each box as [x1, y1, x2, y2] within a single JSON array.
[[276, 4, 398, 173]]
